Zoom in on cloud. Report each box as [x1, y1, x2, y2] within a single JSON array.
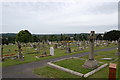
[[2, 1, 118, 34]]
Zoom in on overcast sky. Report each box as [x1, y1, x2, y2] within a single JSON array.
[[1, 0, 119, 34]]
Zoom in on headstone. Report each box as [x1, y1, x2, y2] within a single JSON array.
[[17, 42, 24, 61], [50, 47, 54, 56], [66, 47, 71, 53], [78, 47, 84, 51], [1, 46, 4, 61], [83, 31, 98, 69], [42, 41, 47, 55], [54, 44, 57, 48], [33, 44, 36, 48], [49, 42, 52, 45], [37, 41, 40, 53]]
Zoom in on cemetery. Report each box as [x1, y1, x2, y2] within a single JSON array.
[[1, 30, 119, 79], [1, 1, 120, 79]]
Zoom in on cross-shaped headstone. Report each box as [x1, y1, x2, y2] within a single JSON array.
[[89, 31, 95, 60], [83, 31, 98, 69]]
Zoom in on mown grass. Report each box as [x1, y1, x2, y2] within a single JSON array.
[[54, 58, 103, 74], [34, 66, 81, 78]]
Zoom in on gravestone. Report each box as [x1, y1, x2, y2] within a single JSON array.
[[66, 47, 71, 53], [54, 44, 57, 48], [78, 47, 84, 51], [37, 41, 40, 53], [66, 41, 71, 53], [42, 41, 47, 55], [33, 44, 37, 48], [83, 31, 98, 69], [1, 46, 4, 61], [17, 42, 24, 61], [50, 47, 54, 56]]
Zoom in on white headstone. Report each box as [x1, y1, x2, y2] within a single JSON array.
[[50, 47, 54, 56]]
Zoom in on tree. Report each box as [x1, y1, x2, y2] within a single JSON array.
[[32, 35, 39, 42], [15, 30, 32, 61], [16, 30, 32, 43], [60, 34, 66, 41], [103, 30, 120, 41], [49, 35, 57, 41], [73, 34, 77, 40], [96, 34, 103, 40]]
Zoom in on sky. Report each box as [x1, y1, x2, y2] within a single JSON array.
[[1, 0, 119, 34]]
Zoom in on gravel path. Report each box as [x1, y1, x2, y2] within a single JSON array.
[[2, 47, 116, 78]]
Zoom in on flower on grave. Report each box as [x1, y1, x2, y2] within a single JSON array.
[[11, 53, 16, 56], [4, 54, 10, 56]]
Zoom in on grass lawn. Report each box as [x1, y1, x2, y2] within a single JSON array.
[[54, 58, 103, 74], [33, 49, 119, 78], [0, 62, 2, 67], [2, 42, 117, 67], [34, 66, 81, 78]]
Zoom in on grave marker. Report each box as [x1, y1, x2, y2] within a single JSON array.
[[83, 31, 98, 69], [17, 42, 24, 61], [1, 45, 3, 61], [50, 47, 54, 56], [37, 41, 40, 53]]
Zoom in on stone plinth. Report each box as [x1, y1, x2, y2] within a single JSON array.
[[83, 59, 98, 69]]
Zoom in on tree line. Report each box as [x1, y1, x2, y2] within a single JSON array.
[[1, 30, 120, 45]]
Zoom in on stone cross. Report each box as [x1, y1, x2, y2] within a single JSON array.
[[89, 31, 96, 60], [118, 38, 120, 56], [83, 31, 98, 69], [17, 42, 24, 61], [37, 41, 40, 53], [50, 47, 54, 56]]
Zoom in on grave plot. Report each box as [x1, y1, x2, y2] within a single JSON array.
[[48, 57, 107, 78]]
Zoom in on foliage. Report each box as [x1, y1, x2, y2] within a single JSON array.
[[103, 30, 120, 41], [16, 30, 32, 43], [96, 34, 103, 40]]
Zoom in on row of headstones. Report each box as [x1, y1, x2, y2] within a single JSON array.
[[20, 40, 117, 54], [2, 40, 117, 55], [2, 40, 117, 49]]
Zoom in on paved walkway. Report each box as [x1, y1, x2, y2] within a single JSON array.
[[2, 47, 116, 78]]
